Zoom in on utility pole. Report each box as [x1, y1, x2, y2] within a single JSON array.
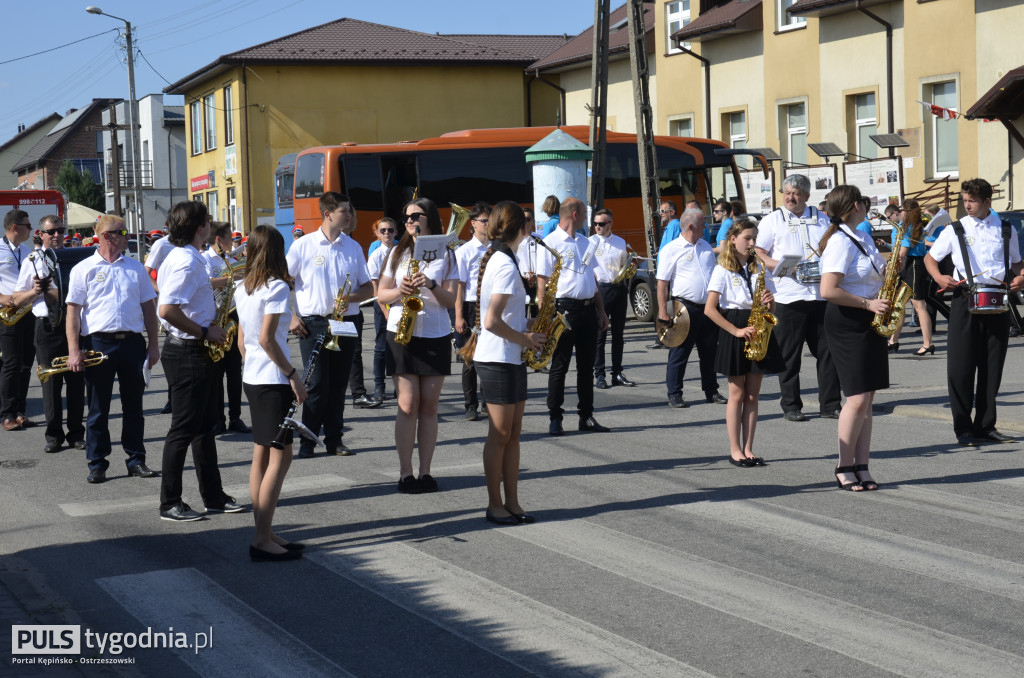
[[88, 104, 128, 218], [587, 0, 611, 211], [626, 0, 661, 263]]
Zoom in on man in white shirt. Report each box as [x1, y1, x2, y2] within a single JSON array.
[[0, 210, 37, 432], [537, 197, 611, 436], [755, 174, 842, 422], [590, 208, 635, 389], [287, 192, 372, 457], [367, 218, 397, 404], [925, 178, 1024, 446], [656, 208, 724, 408], [454, 203, 491, 419]]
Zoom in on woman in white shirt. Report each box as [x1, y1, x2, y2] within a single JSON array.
[[459, 202, 546, 525], [377, 198, 458, 495], [704, 222, 783, 468], [819, 185, 891, 491], [235, 225, 307, 561]]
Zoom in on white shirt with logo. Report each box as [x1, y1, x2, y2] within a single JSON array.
[[820, 225, 886, 298], [708, 263, 777, 310], [755, 206, 829, 302], [590, 233, 628, 284], [656, 237, 715, 303], [286, 227, 370, 318], [455, 237, 489, 302], [384, 249, 457, 339], [929, 212, 1022, 285], [66, 251, 155, 335], [536, 228, 598, 300]]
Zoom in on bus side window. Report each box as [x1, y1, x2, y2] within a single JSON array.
[[345, 156, 384, 211], [295, 153, 325, 199]]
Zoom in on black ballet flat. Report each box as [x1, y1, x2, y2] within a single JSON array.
[[729, 456, 754, 468], [249, 545, 303, 562], [914, 345, 935, 356], [485, 509, 519, 526], [887, 342, 900, 353], [835, 465, 864, 491], [505, 506, 536, 524], [747, 456, 766, 466], [282, 542, 305, 551]]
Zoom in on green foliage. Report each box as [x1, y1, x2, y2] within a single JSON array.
[[55, 159, 105, 212]]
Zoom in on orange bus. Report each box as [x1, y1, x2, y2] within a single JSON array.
[[291, 125, 748, 320]]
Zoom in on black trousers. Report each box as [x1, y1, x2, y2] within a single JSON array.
[[159, 341, 225, 511], [347, 311, 366, 398], [773, 300, 842, 413], [547, 299, 598, 420], [595, 282, 627, 376], [0, 316, 35, 420], [300, 315, 356, 454], [461, 300, 481, 410], [665, 300, 719, 397], [83, 332, 148, 472], [372, 303, 388, 396], [211, 330, 243, 424], [947, 291, 1010, 435], [36, 317, 84, 446]]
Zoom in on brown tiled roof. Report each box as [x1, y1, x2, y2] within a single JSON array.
[[0, 113, 62, 155], [673, 0, 762, 43], [12, 99, 118, 172], [529, 3, 655, 72], [965, 65, 1024, 120], [165, 18, 568, 94]]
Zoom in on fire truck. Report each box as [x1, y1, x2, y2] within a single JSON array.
[[0, 189, 67, 227]]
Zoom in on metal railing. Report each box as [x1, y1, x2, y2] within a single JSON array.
[[106, 161, 153, 189]]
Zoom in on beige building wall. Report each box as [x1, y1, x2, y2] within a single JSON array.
[[704, 33, 765, 146]]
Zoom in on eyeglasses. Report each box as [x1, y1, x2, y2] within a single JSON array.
[[379, 228, 396, 234], [102, 229, 129, 239], [712, 209, 726, 214], [403, 213, 425, 222], [42, 227, 66, 235], [593, 221, 612, 226], [473, 218, 489, 225], [658, 209, 673, 214]]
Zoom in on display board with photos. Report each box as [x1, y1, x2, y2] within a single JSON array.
[[783, 165, 837, 211], [738, 168, 775, 216], [842, 157, 904, 220]]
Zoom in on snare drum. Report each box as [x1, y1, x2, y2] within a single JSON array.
[[794, 260, 821, 284], [968, 285, 1008, 314]]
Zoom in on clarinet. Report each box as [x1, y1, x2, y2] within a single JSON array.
[[270, 332, 326, 450]]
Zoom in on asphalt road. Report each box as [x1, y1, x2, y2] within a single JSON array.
[[2, 312, 1024, 677]]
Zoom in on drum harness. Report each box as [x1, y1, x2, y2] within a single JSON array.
[[950, 217, 1012, 298]]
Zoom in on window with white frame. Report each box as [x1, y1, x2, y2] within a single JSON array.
[[207, 190, 219, 221], [854, 93, 878, 160], [728, 111, 748, 169], [203, 93, 217, 152], [224, 85, 234, 146], [189, 100, 202, 155], [778, 0, 806, 32], [669, 116, 693, 137], [783, 102, 807, 166], [666, 1, 691, 54], [928, 80, 958, 177]]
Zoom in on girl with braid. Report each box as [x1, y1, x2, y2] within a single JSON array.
[[459, 201, 546, 525]]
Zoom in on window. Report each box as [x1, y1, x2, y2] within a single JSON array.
[[344, 157, 385, 211], [928, 80, 958, 177], [72, 158, 104, 183], [666, 1, 691, 55], [224, 85, 234, 146], [778, 0, 806, 32], [189, 100, 202, 155], [418, 148, 532, 207], [227, 187, 236, 227], [782, 102, 807, 166], [207, 191, 219, 221], [854, 93, 878, 160], [727, 111, 748, 169], [669, 116, 693, 137], [203, 93, 217, 151], [294, 153, 325, 199]]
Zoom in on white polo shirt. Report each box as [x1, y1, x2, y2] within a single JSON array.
[[590, 233, 628, 284], [144, 236, 174, 274], [235, 278, 292, 385], [66, 251, 155, 335], [15, 249, 58, 318], [474, 251, 528, 364], [536, 227, 598, 300], [157, 245, 217, 338], [367, 244, 391, 281], [286, 227, 369, 318], [820, 225, 886, 298], [384, 249, 457, 339], [708, 263, 777, 310], [755, 206, 829, 303], [656, 237, 715, 303], [455, 236, 489, 302], [0, 237, 32, 295], [929, 212, 1021, 284]]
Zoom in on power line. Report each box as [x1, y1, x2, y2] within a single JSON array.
[[0, 28, 118, 66], [137, 50, 173, 86]]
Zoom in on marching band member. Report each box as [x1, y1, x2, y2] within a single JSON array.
[[235, 225, 306, 562], [755, 174, 842, 422], [536, 197, 611, 436], [367, 218, 397, 405], [704, 221, 783, 468], [287, 192, 372, 458], [590, 208, 636, 389], [656, 208, 725, 409], [201, 221, 250, 434], [454, 202, 491, 420], [459, 201, 544, 525], [14, 216, 84, 452], [377, 197, 458, 494], [157, 201, 241, 521], [925, 178, 1023, 446], [819, 185, 891, 491], [66, 215, 160, 484], [0, 210, 37, 432]]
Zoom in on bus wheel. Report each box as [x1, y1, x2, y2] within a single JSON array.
[[631, 281, 655, 322]]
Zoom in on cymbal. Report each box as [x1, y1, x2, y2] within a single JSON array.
[[658, 300, 690, 348]]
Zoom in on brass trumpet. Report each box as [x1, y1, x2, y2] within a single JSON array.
[[323, 273, 353, 352], [37, 351, 107, 383]]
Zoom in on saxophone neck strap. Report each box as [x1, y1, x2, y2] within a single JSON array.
[[839, 227, 881, 277]]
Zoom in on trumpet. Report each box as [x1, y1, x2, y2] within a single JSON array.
[[37, 351, 107, 383], [323, 273, 353, 352]]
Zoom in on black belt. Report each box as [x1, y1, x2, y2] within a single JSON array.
[[90, 331, 139, 341], [555, 298, 593, 309], [672, 296, 703, 306], [166, 335, 204, 347], [598, 281, 625, 288]]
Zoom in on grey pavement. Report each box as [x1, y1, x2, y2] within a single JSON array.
[[2, 309, 1024, 677]]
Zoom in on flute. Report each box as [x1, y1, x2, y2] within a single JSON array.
[[270, 332, 326, 451]]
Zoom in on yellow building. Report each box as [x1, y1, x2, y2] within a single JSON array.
[[164, 18, 568, 231]]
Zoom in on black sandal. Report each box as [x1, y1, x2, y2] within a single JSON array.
[[835, 465, 864, 491], [853, 464, 879, 490]]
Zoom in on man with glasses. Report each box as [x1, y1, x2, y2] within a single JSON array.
[[658, 201, 681, 250], [755, 174, 841, 422], [0, 210, 38, 431], [66, 215, 160, 484], [288, 191, 372, 457], [454, 202, 491, 419], [13, 216, 84, 452], [590, 208, 635, 389]]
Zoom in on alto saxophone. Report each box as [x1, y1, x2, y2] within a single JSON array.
[[394, 258, 424, 346], [523, 235, 570, 369], [871, 215, 913, 337], [323, 273, 352, 352], [205, 270, 237, 362], [743, 249, 778, 361]]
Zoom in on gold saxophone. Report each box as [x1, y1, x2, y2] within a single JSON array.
[[871, 216, 913, 337], [611, 245, 639, 285], [0, 303, 32, 326], [205, 271, 237, 362], [523, 235, 570, 369], [323, 273, 353, 352], [394, 258, 424, 346], [743, 249, 778, 361]]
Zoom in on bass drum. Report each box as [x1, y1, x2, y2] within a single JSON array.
[[658, 300, 690, 348]]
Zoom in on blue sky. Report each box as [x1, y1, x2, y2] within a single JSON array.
[[1, 0, 598, 142]]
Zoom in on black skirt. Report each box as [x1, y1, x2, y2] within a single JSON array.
[[824, 302, 889, 396], [901, 256, 934, 300], [475, 361, 528, 404], [714, 308, 785, 377], [386, 333, 452, 376], [243, 383, 294, 447]]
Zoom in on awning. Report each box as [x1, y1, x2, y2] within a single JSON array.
[[672, 0, 762, 44], [964, 65, 1024, 120], [66, 202, 103, 230]]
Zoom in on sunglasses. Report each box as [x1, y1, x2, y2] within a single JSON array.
[[658, 209, 673, 214], [42, 227, 66, 235], [593, 221, 611, 226], [379, 227, 396, 234], [403, 213, 425, 222], [103, 229, 129, 238]]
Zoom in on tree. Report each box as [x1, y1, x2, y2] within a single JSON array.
[[55, 159, 105, 212]]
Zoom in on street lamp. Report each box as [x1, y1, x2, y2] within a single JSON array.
[[86, 5, 144, 260]]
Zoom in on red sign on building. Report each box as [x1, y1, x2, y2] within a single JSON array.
[[190, 174, 210, 192]]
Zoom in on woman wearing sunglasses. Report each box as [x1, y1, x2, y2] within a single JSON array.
[[377, 198, 458, 494]]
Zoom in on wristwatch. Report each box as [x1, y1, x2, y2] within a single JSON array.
[[200, 326, 209, 340], [428, 279, 437, 290]]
